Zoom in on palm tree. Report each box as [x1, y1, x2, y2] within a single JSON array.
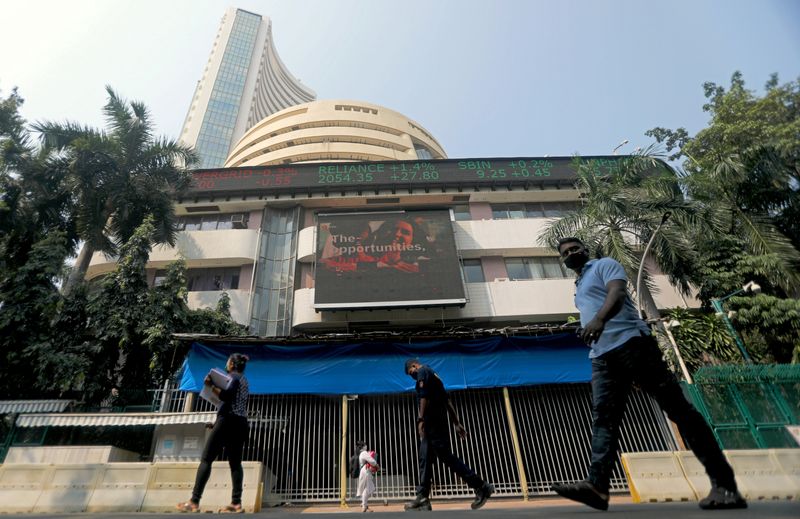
[[33, 86, 196, 295], [538, 148, 717, 320], [682, 154, 800, 293]]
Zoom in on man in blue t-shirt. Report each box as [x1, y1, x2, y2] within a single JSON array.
[[551, 237, 745, 511]]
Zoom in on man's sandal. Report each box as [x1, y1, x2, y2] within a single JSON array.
[[219, 503, 245, 514], [176, 501, 200, 513]]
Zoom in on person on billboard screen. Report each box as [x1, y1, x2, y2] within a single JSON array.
[[372, 217, 428, 273]]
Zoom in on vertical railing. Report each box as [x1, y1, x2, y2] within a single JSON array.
[[157, 383, 678, 502]]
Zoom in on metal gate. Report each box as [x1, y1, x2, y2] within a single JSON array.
[[509, 384, 676, 495], [346, 389, 522, 502], [159, 382, 677, 503]]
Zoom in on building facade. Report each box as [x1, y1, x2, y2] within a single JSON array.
[[178, 7, 316, 169], [86, 99, 693, 504]]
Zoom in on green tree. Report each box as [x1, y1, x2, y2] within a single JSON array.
[[1, 88, 242, 402], [538, 151, 714, 320], [660, 308, 740, 372], [0, 88, 78, 398], [33, 86, 196, 296], [142, 260, 246, 385], [691, 236, 800, 363], [647, 73, 800, 363], [0, 231, 71, 397], [79, 218, 245, 403], [647, 72, 800, 291]]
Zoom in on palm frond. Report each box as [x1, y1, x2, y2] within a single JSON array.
[[733, 208, 800, 289], [537, 210, 593, 249], [31, 121, 106, 150], [103, 86, 134, 134]]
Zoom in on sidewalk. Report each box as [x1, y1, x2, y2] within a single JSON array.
[[263, 497, 798, 518], [1, 498, 798, 518], [275, 494, 630, 513]]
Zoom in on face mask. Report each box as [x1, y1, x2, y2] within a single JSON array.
[[564, 251, 589, 270]]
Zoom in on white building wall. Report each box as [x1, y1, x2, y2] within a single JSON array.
[[87, 230, 259, 280], [291, 274, 693, 330]]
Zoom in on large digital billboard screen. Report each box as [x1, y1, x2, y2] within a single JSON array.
[[314, 210, 466, 309]]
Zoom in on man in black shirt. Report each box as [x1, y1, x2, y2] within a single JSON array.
[[404, 359, 494, 511]]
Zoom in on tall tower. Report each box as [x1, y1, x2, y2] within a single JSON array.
[[179, 8, 316, 169]]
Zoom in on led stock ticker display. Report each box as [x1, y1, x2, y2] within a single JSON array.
[[189, 156, 631, 194]]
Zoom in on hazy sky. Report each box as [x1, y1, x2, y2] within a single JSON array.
[[1, 0, 798, 159]]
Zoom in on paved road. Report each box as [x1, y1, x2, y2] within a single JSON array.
[[6, 501, 799, 518]]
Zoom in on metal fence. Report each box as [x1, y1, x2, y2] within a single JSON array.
[[683, 364, 800, 449], [510, 384, 676, 494], [155, 382, 677, 503]]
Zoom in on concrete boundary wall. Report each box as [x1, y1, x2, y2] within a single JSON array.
[[675, 451, 712, 500], [0, 461, 263, 513], [621, 452, 696, 502], [86, 463, 151, 512], [771, 448, 800, 500], [724, 449, 797, 501], [0, 464, 52, 513], [623, 449, 800, 503], [33, 465, 102, 512]]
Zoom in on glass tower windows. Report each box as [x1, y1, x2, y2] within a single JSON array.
[[195, 10, 261, 168]]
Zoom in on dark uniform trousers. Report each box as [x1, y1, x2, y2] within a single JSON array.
[[416, 420, 484, 497]]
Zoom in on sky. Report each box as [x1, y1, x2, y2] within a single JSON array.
[[1, 0, 798, 160]]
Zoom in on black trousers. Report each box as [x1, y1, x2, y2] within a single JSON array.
[[416, 422, 484, 497], [587, 334, 736, 493], [191, 415, 249, 505]]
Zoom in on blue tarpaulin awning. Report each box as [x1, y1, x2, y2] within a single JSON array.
[[178, 333, 591, 395]]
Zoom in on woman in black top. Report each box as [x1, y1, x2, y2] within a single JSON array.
[[178, 353, 250, 513]]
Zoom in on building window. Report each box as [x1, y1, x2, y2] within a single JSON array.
[[504, 258, 531, 280], [542, 202, 574, 217], [452, 205, 471, 221], [185, 267, 241, 291], [462, 259, 485, 283], [504, 257, 572, 280], [178, 213, 248, 231], [492, 204, 526, 219], [414, 145, 434, 160], [153, 270, 168, 287], [492, 202, 578, 219]]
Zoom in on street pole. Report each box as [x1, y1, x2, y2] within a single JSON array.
[[633, 212, 693, 383], [636, 212, 671, 320], [711, 297, 753, 364], [660, 321, 693, 384]]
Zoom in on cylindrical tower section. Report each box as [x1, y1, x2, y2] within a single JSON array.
[[224, 99, 447, 167]]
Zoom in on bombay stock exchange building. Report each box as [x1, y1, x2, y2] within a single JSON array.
[[178, 7, 316, 169], [82, 11, 695, 505]]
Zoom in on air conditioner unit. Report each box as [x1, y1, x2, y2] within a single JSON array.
[[231, 214, 247, 229]]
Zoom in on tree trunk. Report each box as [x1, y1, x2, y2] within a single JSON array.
[[62, 242, 95, 296]]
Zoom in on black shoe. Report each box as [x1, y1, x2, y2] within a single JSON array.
[[698, 487, 747, 510], [471, 482, 494, 510], [551, 480, 609, 511], [404, 494, 432, 511]]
